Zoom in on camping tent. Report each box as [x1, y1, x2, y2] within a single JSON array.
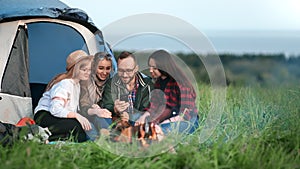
[[0, 0, 117, 124]]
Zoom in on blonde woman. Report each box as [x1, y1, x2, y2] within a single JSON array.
[[34, 50, 93, 142], [79, 52, 114, 140]]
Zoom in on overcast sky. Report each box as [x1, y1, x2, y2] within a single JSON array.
[[59, 0, 300, 55], [60, 0, 300, 31]]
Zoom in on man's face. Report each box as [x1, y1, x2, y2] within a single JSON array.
[[117, 57, 138, 84]]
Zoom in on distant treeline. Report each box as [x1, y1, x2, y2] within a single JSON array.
[[113, 51, 300, 86]]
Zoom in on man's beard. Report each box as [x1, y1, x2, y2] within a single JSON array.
[[121, 74, 135, 84]]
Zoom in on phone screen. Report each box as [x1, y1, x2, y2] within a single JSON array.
[[120, 94, 128, 102]]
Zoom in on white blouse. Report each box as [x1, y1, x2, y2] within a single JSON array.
[[34, 79, 80, 118]]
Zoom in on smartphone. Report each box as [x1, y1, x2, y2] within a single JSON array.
[[120, 94, 128, 102]]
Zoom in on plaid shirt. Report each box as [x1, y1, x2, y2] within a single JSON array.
[[147, 77, 198, 122], [127, 78, 139, 114]]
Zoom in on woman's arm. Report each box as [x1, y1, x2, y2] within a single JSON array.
[[48, 80, 73, 118], [67, 112, 91, 130], [151, 107, 172, 124], [79, 84, 93, 118]]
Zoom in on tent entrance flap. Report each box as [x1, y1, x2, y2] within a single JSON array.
[[27, 22, 88, 84], [1, 25, 30, 97]]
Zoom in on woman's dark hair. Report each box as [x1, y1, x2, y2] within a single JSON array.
[[148, 49, 195, 94]]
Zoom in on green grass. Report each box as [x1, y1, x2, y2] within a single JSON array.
[[1, 84, 299, 169]]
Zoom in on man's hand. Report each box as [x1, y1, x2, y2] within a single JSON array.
[[121, 112, 129, 121], [114, 99, 129, 113]]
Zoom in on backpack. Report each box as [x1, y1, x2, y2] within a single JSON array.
[[0, 118, 51, 147]]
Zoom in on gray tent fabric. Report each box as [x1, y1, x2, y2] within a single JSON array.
[[2, 25, 30, 97], [0, 0, 97, 32]]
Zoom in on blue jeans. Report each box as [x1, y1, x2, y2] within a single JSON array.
[[128, 112, 142, 126], [160, 116, 199, 135], [93, 117, 112, 129], [85, 117, 112, 141]]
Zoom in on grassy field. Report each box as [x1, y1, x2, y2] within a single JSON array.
[[1, 84, 299, 169]]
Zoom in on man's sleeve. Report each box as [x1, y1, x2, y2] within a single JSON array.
[[101, 79, 116, 115]]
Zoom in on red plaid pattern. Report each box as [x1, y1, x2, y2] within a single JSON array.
[[147, 77, 198, 121]]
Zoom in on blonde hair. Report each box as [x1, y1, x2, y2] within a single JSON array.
[[80, 52, 113, 107], [46, 56, 92, 91]]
